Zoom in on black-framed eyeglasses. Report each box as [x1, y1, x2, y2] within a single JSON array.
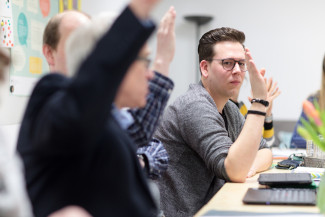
[[209, 58, 247, 72], [136, 56, 151, 69]]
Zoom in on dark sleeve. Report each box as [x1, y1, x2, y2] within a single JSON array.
[[136, 138, 169, 180], [34, 7, 155, 154], [127, 72, 174, 147], [290, 110, 308, 148], [290, 95, 316, 148]]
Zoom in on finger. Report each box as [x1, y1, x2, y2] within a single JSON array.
[[160, 7, 171, 29], [268, 91, 279, 101], [270, 87, 280, 97], [267, 77, 273, 91], [268, 90, 281, 102], [166, 6, 176, 33], [245, 50, 259, 74], [247, 170, 256, 178], [245, 48, 253, 64], [259, 68, 266, 77], [160, 12, 168, 31], [271, 86, 279, 96], [160, 7, 176, 37], [247, 59, 258, 73], [272, 90, 281, 99], [268, 82, 278, 94]]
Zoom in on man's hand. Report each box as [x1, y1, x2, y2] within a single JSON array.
[[248, 77, 281, 116], [264, 77, 281, 116], [246, 167, 257, 178], [129, 0, 161, 20], [48, 206, 92, 217], [152, 6, 176, 76], [245, 48, 267, 100]]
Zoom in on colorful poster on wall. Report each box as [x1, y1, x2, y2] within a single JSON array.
[[59, 0, 81, 12], [0, 17, 14, 47], [9, 0, 58, 96], [0, 0, 12, 17], [0, 0, 14, 48]]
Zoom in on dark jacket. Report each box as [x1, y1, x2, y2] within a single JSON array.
[[17, 6, 157, 217]]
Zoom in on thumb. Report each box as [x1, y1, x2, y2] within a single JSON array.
[[260, 68, 266, 77]]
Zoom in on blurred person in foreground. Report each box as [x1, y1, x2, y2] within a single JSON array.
[[16, 0, 162, 216], [0, 48, 33, 217], [65, 7, 176, 217]]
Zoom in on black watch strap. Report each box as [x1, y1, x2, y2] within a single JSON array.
[[251, 98, 269, 107]]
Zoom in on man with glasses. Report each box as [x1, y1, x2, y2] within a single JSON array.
[[154, 27, 273, 217]]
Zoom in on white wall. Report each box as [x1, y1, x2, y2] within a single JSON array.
[[151, 0, 325, 121], [0, 69, 28, 125], [3, 0, 325, 126], [82, 0, 325, 121], [82, 0, 128, 16]]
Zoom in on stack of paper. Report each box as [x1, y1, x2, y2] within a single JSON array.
[[272, 147, 306, 160], [293, 167, 325, 181]]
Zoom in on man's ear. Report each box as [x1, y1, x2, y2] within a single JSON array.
[[200, 60, 209, 78], [43, 44, 55, 67]]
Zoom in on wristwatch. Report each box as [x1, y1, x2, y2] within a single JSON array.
[[265, 114, 273, 123], [251, 98, 269, 107]]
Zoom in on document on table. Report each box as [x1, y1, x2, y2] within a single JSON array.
[[293, 167, 325, 181], [271, 147, 306, 159], [200, 210, 322, 216]]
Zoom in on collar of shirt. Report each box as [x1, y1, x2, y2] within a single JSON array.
[[111, 104, 134, 130]]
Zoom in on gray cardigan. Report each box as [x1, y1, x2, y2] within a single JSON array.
[[155, 82, 267, 217]]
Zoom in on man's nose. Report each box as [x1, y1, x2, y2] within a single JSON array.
[[232, 62, 241, 73]]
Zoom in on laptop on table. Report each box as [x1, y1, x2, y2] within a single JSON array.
[[242, 173, 317, 205], [258, 173, 313, 187]]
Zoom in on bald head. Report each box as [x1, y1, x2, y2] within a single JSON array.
[[43, 10, 90, 74], [65, 12, 117, 77]]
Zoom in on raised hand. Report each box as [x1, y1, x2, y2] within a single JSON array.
[[152, 6, 176, 76], [245, 48, 267, 100], [264, 77, 281, 116], [248, 77, 281, 116]]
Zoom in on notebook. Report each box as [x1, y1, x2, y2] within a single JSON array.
[[242, 188, 316, 205], [258, 173, 312, 187]]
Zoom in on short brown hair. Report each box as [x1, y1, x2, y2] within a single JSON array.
[[198, 27, 245, 63], [43, 10, 90, 50], [43, 14, 63, 50]]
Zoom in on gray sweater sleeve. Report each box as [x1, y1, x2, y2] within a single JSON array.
[[173, 87, 267, 181], [173, 92, 231, 180]]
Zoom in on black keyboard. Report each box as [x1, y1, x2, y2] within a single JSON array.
[[269, 188, 316, 204], [243, 188, 317, 205]]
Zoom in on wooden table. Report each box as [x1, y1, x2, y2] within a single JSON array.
[[194, 163, 320, 216]]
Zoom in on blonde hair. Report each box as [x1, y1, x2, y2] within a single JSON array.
[[65, 12, 117, 77]]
